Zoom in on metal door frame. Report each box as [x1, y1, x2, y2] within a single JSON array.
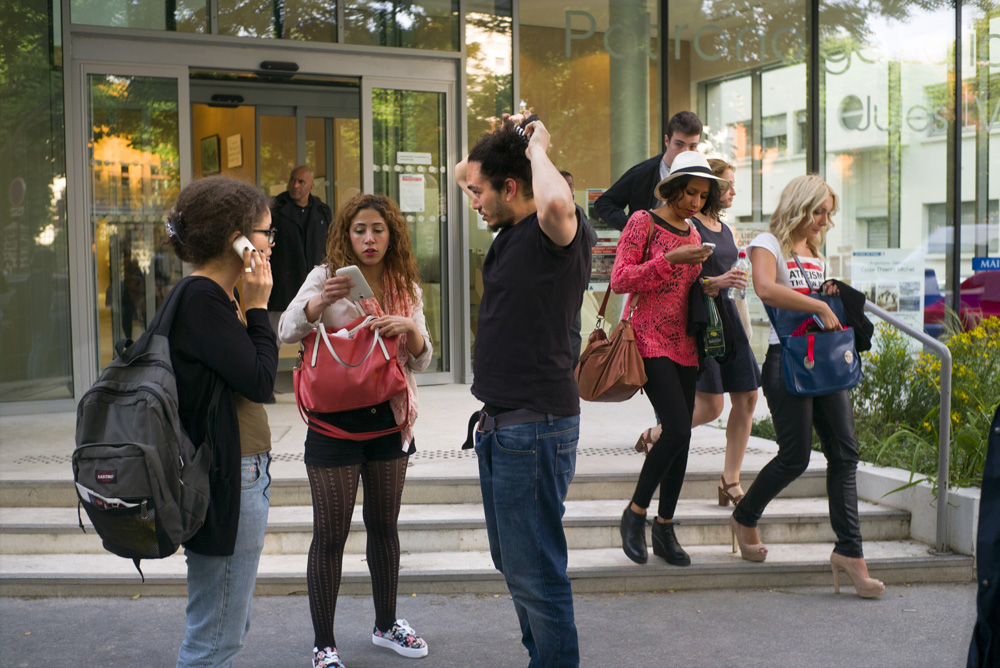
[[362, 76, 459, 385], [65, 60, 191, 404]]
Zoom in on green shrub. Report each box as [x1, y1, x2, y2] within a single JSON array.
[[750, 317, 999, 489]]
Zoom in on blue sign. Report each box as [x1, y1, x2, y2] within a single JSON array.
[[973, 257, 1000, 271]]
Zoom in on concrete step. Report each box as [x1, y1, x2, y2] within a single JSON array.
[[0, 498, 910, 555], [0, 469, 829, 508], [0, 540, 973, 597]]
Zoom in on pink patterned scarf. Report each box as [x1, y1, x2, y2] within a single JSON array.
[[357, 276, 418, 449]]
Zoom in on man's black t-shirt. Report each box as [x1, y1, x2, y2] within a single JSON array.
[[472, 210, 591, 416]]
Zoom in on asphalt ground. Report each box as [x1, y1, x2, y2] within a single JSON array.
[[0, 583, 977, 667]]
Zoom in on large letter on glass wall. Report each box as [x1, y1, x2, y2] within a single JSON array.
[[821, 2, 959, 337], [669, 0, 807, 358], [0, 0, 72, 403], [372, 88, 449, 374], [86, 75, 183, 369]]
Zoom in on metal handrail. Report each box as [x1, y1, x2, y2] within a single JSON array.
[[863, 302, 953, 555]]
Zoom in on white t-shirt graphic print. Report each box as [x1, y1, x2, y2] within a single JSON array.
[[747, 232, 825, 345]]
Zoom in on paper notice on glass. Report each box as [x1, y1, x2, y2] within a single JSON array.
[[852, 249, 925, 351], [399, 173, 425, 212]]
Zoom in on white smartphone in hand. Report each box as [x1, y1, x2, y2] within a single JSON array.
[[701, 242, 716, 250], [335, 265, 376, 301], [233, 235, 256, 269]]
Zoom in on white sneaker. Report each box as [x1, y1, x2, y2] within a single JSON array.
[[312, 646, 345, 668], [371, 619, 429, 658]]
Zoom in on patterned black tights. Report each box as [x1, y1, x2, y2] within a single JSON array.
[[306, 457, 408, 649]]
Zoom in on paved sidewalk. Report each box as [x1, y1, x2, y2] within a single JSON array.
[[0, 584, 977, 667], [0, 380, 791, 483]]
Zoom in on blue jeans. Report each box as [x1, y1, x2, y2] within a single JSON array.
[[177, 453, 271, 668], [475, 415, 580, 668]]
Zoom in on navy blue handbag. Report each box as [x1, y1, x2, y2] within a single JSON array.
[[764, 256, 863, 397]]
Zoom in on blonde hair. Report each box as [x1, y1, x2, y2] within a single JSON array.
[[768, 174, 838, 260]]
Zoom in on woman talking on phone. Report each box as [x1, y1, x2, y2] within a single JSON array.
[[165, 176, 278, 667], [279, 194, 432, 668], [612, 151, 728, 567], [732, 174, 884, 599]]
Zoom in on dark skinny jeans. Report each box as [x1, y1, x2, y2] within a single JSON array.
[[630, 356, 698, 520], [734, 344, 864, 558]]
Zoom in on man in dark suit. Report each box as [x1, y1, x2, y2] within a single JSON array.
[[268, 165, 332, 335], [594, 111, 703, 231]]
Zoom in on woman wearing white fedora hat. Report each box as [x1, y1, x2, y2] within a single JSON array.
[[611, 150, 729, 567]]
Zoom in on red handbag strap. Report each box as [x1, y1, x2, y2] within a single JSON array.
[[294, 367, 410, 442]]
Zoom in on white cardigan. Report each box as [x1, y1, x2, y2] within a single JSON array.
[[278, 265, 434, 402]]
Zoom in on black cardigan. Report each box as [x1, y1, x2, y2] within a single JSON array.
[[593, 154, 664, 231], [168, 277, 277, 555]]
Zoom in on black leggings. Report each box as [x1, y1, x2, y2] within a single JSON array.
[[306, 457, 408, 649], [734, 345, 863, 558], [631, 356, 698, 519]]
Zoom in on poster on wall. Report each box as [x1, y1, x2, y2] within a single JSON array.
[[587, 189, 618, 232], [851, 249, 925, 351], [589, 242, 618, 290], [226, 134, 242, 168]]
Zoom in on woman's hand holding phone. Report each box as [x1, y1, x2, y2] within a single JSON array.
[[318, 275, 353, 307], [815, 303, 842, 331], [665, 243, 713, 266], [240, 246, 272, 310]]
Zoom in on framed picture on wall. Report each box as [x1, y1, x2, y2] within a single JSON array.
[[201, 135, 220, 175]]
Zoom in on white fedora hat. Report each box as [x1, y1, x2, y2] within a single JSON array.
[[655, 151, 730, 199]]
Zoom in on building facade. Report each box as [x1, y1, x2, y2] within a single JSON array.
[[1, 0, 997, 413]]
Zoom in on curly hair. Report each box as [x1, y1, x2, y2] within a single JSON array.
[[165, 176, 269, 266], [769, 174, 838, 260], [658, 174, 724, 221], [467, 118, 533, 199], [323, 194, 421, 303]]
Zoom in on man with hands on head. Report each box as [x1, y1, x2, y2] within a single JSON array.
[[456, 113, 590, 668]]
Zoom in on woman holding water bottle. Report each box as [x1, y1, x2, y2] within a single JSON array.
[[636, 159, 761, 507]]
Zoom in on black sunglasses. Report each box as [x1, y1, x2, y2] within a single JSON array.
[[253, 228, 277, 244]]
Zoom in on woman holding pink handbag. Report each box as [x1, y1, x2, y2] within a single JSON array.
[[279, 194, 432, 668]]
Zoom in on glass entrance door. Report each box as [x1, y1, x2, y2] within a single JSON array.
[[190, 78, 362, 369], [367, 83, 452, 378], [85, 71, 185, 369]]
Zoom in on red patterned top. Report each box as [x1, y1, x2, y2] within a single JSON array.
[[610, 210, 702, 366]]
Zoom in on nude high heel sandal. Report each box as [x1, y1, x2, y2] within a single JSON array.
[[830, 552, 885, 598], [728, 515, 767, 562]]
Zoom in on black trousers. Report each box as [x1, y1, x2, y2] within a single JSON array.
[[631, 356, 698, 520], [734, 345, 864, 558]]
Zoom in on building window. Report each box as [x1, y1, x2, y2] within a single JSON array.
[[761, 113, 787, 155], [795, 109, 807, 154], [926, 202, 1000, 254]]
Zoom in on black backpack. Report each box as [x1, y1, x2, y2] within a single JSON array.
[[72, 276, 223, 578]]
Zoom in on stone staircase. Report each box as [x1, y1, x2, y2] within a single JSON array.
[[0, 454, 973, 597]]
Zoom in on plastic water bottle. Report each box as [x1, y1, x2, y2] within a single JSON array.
[[729, 248, 750, 300]]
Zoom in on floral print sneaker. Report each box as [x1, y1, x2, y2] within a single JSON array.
[[371, 619, 429, 658], [312, 646, 345, 668]]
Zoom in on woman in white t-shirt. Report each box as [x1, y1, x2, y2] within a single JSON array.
[[732, 175, 885, 599]]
